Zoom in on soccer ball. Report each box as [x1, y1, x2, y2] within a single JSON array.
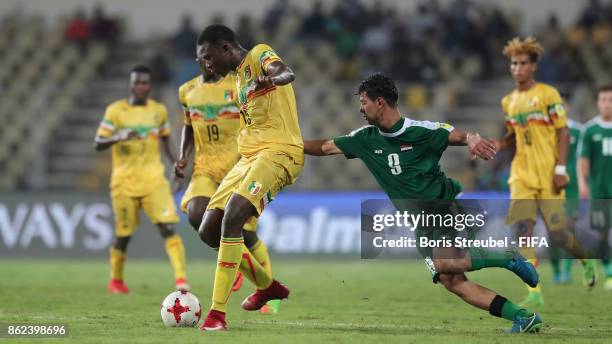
[[160, 290, 202, 327]]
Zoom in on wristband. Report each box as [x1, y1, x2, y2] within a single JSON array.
[[554, 165, 566, 175]]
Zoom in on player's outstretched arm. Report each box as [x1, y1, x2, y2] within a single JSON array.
[[93, 130, 139, 151], [448, 129, 497, 161], [254, 61, 295, 89], [304, 139, 343, 156], [492, 130, 516, 151], [174, 124, 194, 178]]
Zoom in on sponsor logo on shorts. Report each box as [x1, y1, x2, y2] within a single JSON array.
[[248, 181, 262, 195]]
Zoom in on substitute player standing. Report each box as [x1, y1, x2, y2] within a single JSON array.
[[196, 25, 304, 330], [174, 49, 280, 313], [305, 74, 542, 333], [94, 66, 188, 293], [579, 85, 612, 290], [496, 37, 596, 307]]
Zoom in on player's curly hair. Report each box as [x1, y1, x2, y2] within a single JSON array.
[[502, 36, 543, 63], [197, 24, 236, 46], [358, 74, 398, 107]]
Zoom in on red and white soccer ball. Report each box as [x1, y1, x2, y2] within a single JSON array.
[[160, 290, 202, 327]]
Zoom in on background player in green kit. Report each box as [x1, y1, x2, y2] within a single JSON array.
[[549, 109, 581, 284], [304, 74, 542, 333], [579, 85, 612, 290]]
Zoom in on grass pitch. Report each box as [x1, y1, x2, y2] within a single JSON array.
[[1, 259, 611, 343]]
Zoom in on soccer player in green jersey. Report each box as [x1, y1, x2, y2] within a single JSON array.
[[549, 110, 581, 284], [579, 85, 612, 290], [304, 74, 542, 333]]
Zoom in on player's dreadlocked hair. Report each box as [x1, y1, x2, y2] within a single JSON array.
[[502, 36, 543, 63], [197, 24, 237, 46], [358, 73, 398, 107]]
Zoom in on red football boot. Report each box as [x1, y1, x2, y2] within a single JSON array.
[[107, 279, 129, 294], [241, 280, 289, 311], [231, 272, 244, 292], [175, 278, 191, 292], [199, 310, 227, 331]]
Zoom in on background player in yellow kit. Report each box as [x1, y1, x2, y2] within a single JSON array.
[[94, 66, 188, 294], [174, 50, 279, 313], [196, 24, 304, 331], [495, 37, 597, 307]]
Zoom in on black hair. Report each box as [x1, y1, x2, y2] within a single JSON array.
[[131, 65, 151, 75], [197, 24, 236, 46], [357, 73, 398, 107]]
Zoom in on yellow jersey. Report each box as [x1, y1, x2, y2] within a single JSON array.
[[179, 74, 241, 183], [234, 43, 304, 163], [501, 83, 568, 189], [96, 98, 171, 196]]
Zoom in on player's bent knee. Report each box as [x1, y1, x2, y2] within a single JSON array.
[[113, 235, 131, 251], [243, 230, 260, 248], [199, 209, 223, 248], [187, 197, 209, 231], [222, 194, 257, 238], [157, 224, 175, 238]]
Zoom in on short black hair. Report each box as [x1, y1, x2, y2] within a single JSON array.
[[197, 24, 236, 46], [131, 65, 151, 75], [357, 74, 398, 107]]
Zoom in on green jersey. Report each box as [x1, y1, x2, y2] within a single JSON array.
[[579, 116, 612, 198], [333, 117, 462, 200], [566, 119, 582, 199]]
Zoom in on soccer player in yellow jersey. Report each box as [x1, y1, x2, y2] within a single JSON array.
[[94, 66, 189, 294], [496, 37, 597, 307], [195, 24, 304, 331], [174, 56, 280, 313]]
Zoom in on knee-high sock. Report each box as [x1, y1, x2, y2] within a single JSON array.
[[211, 237, 244, 313], [489, 295, 531, 321], [249, 239, 273, 279], [109, 247, 126, 280], [164, 235, 187, 280], [468, 248, 514, 271], [239, 245, 273, 289]]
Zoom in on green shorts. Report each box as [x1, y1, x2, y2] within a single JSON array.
[[590, 199, 612, 230]]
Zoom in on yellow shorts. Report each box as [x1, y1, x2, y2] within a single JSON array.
[[207, 150, 303, 216], [111, 179, 179, 237], [506, 179, 565, 231], [180, 174, 219, 213], [182, 173, 259, 231]]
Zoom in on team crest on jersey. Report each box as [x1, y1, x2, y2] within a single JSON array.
[[244, 66, 252, 80], [594, 134, 602, 141], [224, 90, 234, 102], [247, 181, 262, 195], [529, 97, 540, 108], [400, 144, 413, 152]]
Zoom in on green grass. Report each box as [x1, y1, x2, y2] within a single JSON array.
[[1, 259, 611, 343]]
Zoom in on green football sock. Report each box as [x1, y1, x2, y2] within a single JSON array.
[[489, 295, 531, 321], [563, 259, 573, 274], [501, 299, 531, 321], [549, 246, 562, 275], [469, 248, 514, 271]]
